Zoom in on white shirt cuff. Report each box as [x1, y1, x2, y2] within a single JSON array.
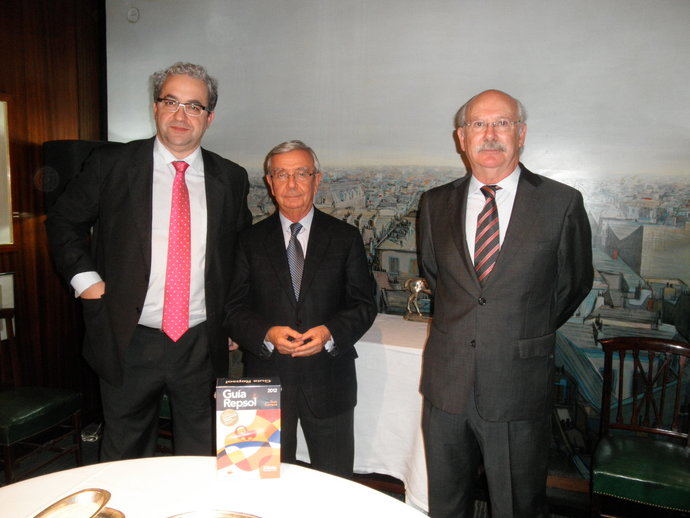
[[263, 338, 335, 353], [324, 338, 335, 352], [71, 271, 103, 298]]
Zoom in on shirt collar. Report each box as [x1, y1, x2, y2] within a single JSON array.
[[468, 164, 521, 195], [154, 137, 204, 173], [279, 206, 315, 235]]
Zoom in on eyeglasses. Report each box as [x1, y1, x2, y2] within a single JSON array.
[[156, 97, 209, 117], [463, 119, 522, 132], [269, 168, 317, 182]]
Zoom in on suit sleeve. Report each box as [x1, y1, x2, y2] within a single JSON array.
[[324, 231, 377, 356], [555, 190, 593, 328], [236, 169, 253, 232], [45, 148, 103, 283], [224, 234, 273, 358], [417, 191, 438, 293]]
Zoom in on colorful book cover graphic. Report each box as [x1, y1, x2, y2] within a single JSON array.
[[216, 378, 281, 479]]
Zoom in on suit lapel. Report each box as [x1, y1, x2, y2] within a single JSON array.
[[450, 176, 481, 290], [264, 213, 298, 308], [202, 148, 226, 278], [127, 138, 155, 273], [298, 209, 330, 303], [483, 164, 541, 289]]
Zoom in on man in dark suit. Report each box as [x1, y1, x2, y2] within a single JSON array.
[[46, 62, 251, 460], [418, 90, 593, 517], [225, 140, 376, 478]]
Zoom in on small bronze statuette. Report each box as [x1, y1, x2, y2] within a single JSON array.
[[404, 277, 431, 322]]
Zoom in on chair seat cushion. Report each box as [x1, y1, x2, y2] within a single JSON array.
[[592, 435, 690, 511], [0, 387, 82, 444]]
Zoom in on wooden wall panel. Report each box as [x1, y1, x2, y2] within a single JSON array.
[[0, 0, 104, 413]]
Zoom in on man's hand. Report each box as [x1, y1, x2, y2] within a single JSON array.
[[80, 281, 105, 299], [265, 326, 303, 355], [291, 325, 331, 357]]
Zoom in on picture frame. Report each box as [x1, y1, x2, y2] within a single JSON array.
[[0, 94, 13, 247], [0, 94, 14, 248]]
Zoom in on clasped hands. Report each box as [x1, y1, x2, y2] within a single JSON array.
[[265, 325, 331, 357]]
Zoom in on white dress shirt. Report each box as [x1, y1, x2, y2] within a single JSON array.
[[278, 207, 314, 255], [464, 166, 521, 262], [264, 207, 334, 353], [71, 137, 208, 329]]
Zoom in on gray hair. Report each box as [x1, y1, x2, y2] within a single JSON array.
[[151, 62, 219, 112], [453, 90, 527, 129], [264, 140, 321, 174]]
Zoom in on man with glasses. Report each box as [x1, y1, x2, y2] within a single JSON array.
[[225, 140, 376, 478], [47, 62, 251, 460], [417, 90, 593, 517]]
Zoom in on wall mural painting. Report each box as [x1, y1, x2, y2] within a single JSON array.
[[248, 168, 689, 332], [247, 166, 458, 313], [248, 166, 690, 470]]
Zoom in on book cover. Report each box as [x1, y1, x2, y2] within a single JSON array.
[[216, 378, 281, 479]]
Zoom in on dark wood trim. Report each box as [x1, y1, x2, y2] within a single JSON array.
[[0, 0, 105, 415]]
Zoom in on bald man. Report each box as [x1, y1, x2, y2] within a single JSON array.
[[418, 90, 593, 517]]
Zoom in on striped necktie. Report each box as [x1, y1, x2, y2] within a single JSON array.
[[287, 222, 304, 299], [474, 185, 501, 284]]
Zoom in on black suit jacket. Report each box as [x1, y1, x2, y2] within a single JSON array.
[[225, 209, 377, 418], [418, 164, 593, 421], [46, 137, 252, 386]]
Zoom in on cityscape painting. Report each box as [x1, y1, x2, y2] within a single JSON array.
[[247, 166, 690, 473]]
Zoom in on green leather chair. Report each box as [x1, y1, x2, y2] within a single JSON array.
[[0, 308, 82, 485], [591, 337, 690, 516]]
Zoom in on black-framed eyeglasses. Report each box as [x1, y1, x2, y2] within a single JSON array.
[[156, 97, 209, 117]]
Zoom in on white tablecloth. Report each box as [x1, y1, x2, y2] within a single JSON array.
[[297, 313, 430, 511], [0, 456, 426, 518]]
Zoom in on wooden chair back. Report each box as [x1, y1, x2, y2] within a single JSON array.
[[0, 308, 21, 388], [598, 337, 689, 446]]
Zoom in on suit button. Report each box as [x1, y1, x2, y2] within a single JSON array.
[[470, 340, 476, 348], [135, 307, 141, 314], [478, 297, 486, 305]]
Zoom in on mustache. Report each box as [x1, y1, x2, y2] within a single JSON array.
[[477, 140, 506, 152]]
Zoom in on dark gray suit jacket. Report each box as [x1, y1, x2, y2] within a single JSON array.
[[224, 209, 377, 418], [418, 164, 593, 422], [46, 137, 252, 386]]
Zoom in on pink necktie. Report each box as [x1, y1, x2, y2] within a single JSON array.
[[162, 160, 191, 342]]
